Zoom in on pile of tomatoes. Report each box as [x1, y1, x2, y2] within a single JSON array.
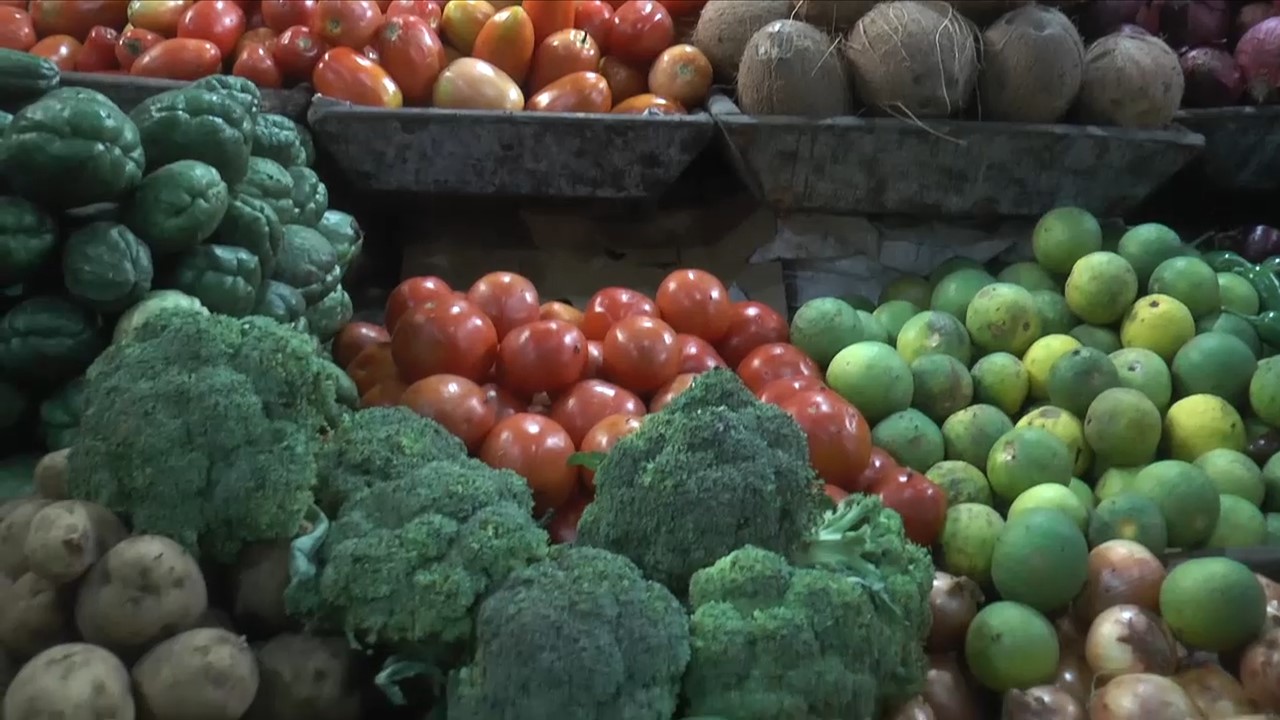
[[331, 269, 947, 548]]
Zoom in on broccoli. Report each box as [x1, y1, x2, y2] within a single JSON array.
[[67, 310, 350, 561], [447, 545, 691, 720], [576, 369, 826, 595]]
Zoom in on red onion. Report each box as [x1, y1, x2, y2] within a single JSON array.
[[1149, 0, 1232, 50], [1240, 225, 1280, 262], [1180, 47, 1246, 106], [1081, 0, 1145, 39], [1237, 16, 1280, 103], [1238, 1, 1280, 42]]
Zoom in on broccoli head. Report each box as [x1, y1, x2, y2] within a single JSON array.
[[576, 369, 825, 595], [67, 310, 350, 561], [448, 545, 691, 720]]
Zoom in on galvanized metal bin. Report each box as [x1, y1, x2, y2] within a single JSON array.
[[306, 96, 716, 199], [1175, 106, 1280, 192], [59, 72, 311, 119], [709, 93, 1207, 218]]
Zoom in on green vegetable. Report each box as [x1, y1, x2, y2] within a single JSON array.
[[273, 224, 340, 305], [0, 296, 104, 385], [212, 193, 282, 279], [448, 546, 690, 720], [190, 74, 261, 118], [112, 289, 207, 344], [1207, 251, 1280, 312], [0, 195, 57, 288], [251, 113, 313, 168], [254, 279, 307, 327], [62, 222, 154, 313], [1, 87, 144, 208], [130, 87, 253, 185], [0, 109, 11, 134], [287, 166, 328, 227], [236, 156, 296, 224], [304, 285, 352, 342], [126, 159, 230, 255], [1235, 311, 1280, 347], [167, 243, 263, 317], [39, 376, 85, 450], [315, 209, 363, 270], [0, 49, 60, 98], [0, 379, 28, 431]]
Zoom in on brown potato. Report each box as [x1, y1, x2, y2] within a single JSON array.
[[0, 573, 75, 659], [24, 500, 127, 585], [31, 450, 69, 501], [2, 643, 135, 720], [245, 634, 367, 720], [0, 499, 52, 578], [132, 628, 259, 720]]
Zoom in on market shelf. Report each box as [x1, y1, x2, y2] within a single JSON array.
[[1175, 106, 1280, 193], [708, 93, 1207, 218], [306, 95, 715, 199], [58, 72, 311, 119]]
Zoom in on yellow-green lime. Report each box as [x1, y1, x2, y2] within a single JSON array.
[[1032, 290, 1076, 335], [1109, 347, 1172, 413], [970, 352, 1029, 416], [1117, 222, 1184, 286], [825, 341, 914, 424], [873, 300, 921, 344], [1205, 494, 1267, 548], [1069, 324, 1122, 353], [1249, 356, 1280, 428], [1088, 495, 1168, 553], [1068, 477, 1095, 509], [965, 601, 1061, 692], [896, 310, 972, 365], [910, 354, 973, 423], [1132, 460, 1220, 548], [857, 310, 889, 344], [1084, 387, 1162, 467], [1264, 454, 1280, 513], [872, 409, 945, 471], [1046, 346, 1122, 418], [1120, 294, 1196, 362], [931, 268, 996, 322], [1194, 448, 1264, 506], [1164, 394, 1246, 462], [1197, 312, 1262, 357], [881, 275, 933, 308], [1159, 557, 1267, 651], [1022, 334, 1081, 400], [938, 502, 1005, 584], [1095, 466, 1143, 502], [986, 427, 1074, 503], [1008, 483, 1088, 530], [1065, 251, 1139, 325], [1266, 513, 1280, 544], [926, 460, 994, 506], [841, 293, 875, 312], [1218, 272, 1261, 315], [941, 404, 1015, 469], [789, 297, 865, 368], [990, 508, 1089, 613], [1016, 406, 1091, 476], [965, 283, 1043, 355], [929, 257, 984, 284], [1032, 207, 1103, 275], [1148, 256, 1221, 319], [998, 262, 1059, 293]]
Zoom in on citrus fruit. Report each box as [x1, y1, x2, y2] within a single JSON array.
[[986, 427, 1073, 502], [1117, 222, 1183, 286], [1083, 387, 1163, 467], [825, 341, 914, 424], [1131, 459, 1220, 548], [1032, 207, 1102, 275], [966, 282, 1043, 355], [1109, 347, 1172, 413], [926, 460, 993, 506], [990, 508, 1089, 613], [872, 408, 945, 471], [896, 310, 972, 365], [938, 502, 1004, 584], [1159, 557, 1267, 651], [1022, 334, 1081, 400], [970, 352, 1029, 416], [1064, 251, 1139, 325], [941, 404, 1015, 469], [1120, 294, 1195, 362], [1148, 256, 1221, 319], [1017, 406, 1091, 476], [1164, 393, 1246, 462], [789, 297, 864, 368]]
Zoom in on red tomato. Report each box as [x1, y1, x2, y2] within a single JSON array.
[[386, 0, 441, 29], [346, 342, 401, 397], [497, 319, 588, 398], [0, 7, 36, 52], [127, 0, 194, 36], [649, 372, 694, 412], [313, 0, 381, 48], [116, 26, 164, 70], [0, 1, 24, 7], [234, 26, 276, 58], [675, 334, 725, 374], [466, 271, 540, 340], [607, 0, 671, 65], [584, 340, 604, 379], [580, 286, 658, 341], [312, 46, 403, 107], [548, 379, 645, 447], [177, 0, 246, 58], [402, 373, 497, 451], [479, 413, 579, 513], [333, 322, 391, 369], [573, 0, 612, 51], [360, 379, 409, 408], [547, 491, 589, 544], [527, 27, 600, 93], [438, 0, 492, 54], [602, 315, 680, 395], [273, 23, 327, 79], [481, 382, 524, 422], [879, 473, 948, 547], [662, 0, 706, 15], [260, 0, 316, 30], [392, 296, 498, 383], [525, 70, 612, 112], [611, 92, 685, 115], [655, 268, 732, 342], [374, 14, 444, 106], [74, 25, 120, 71], [715, 301, 788, 368], [756, 375, 827, 406], [824, 484, 849, 505], [522, 0, 574, 46], [579, 413, 643, 488], [539, 301, 583, 327], [30, 0, 129, 41], [30, 35, 83, 70], [648, 43, 712, 110], [597, 55, 645, 105], [736, 342, 822, 395], [233, 43, 283, 86], [777, 388, 873, 492], [471, 4, 534, 86], [386, 276, 452, 332], [131, 37, 221, 79], [857, 447, 902, 494]]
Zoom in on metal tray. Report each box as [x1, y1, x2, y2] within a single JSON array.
[[306, 95, 715, 198], [1175, 106, 1280, 192], [709, 93, 1207, 218], [60, 72, 311, 119]]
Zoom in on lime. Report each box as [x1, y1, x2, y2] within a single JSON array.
[[990, 509, 1089, 613], [825, 341, 913, 424], [926, 460, 993, 506], [986, 427, 1074, 503], [1194, 448, 1264, 506], [998, 262, 1060, 293], [1088, 495, 1168, 553], [1148, 256, 1221, 319], [1120, 294, 1196, 362], [880, 275, 933, 308], [938, 502, 1004, 584], [1218, 272, 1261, 315], [1117, 222, 1183, 287], [965, 601, 1060, 692], [1032, 207, 1102, 275], [789, 297, 864, 368], [1205, 494, 1267, 548], [1160, 557, 1267, 651], [873, 300, 921, 344], [1065, 251, 1139, 325], [970, 352, 1030, 416], [965, 282, 1043, 356], [896, 310, 972, 365], [1069, 324, 1122, 354], [1021, 334, 1081, 400], [1007, 483, 1088, 530], [1109, 347, 1173, 413], [1132, 460, 1220, 549], [1164, 394, 1247, 462], [1250, 356, 1280, 428]]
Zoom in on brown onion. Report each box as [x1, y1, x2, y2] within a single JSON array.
[[1174, 663, 1256, 718], [1055, 613, 1086, 656], [1051, 649, 1095, 707], [927, 572, 983, 653], [1085, 604, 1179, 681], [1256, 574, 1280, 631], [1089, 673, 1208, 720], [923, 654, 983, 720], [1076, 540, 1166, 625], [1001, 685, 1086, 720], [888, 696, 936, 720], [1239, 628, 1280, 712]]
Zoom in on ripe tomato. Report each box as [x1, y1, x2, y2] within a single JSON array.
[[608, 0, 671, 65], [127, 0, 194, 36], [548, 379, 645, 446], [260, 0, 316, 31], [116, 26, 164, 70], [526, 71, 612, 113], [736, 342, 822, 395], [676, 334, 726, 374], [386, 0, 442, 30], [472, 5, 533, 86], [573, 0, 612, 51], [497, 319, 588, 398], [0, 7, 37, 52], [824, 484, 849, 505], [481, 381, 523, 422], [479, 413, 579, 513], [313, 46, 403, 107], [579, 413, 643, 488], [777, 388, 873, 492], [130, 37, 220, 78], [527, 27, 600, 93], [432, 56, 524, 110], [466, 272, 540, 340], [0, 0, 25, 6], [878, 473, 948, 547], [374, 15, 444, 106], [715, 301, 788, 368], [402, 373, 497, 451], [30, 35, 83, 70], [655, 268, 732, 342], [522, 0, 574, 46], [438, 0, 493, 54], [649, 372, 694, 412], [392, 296, 498, 383], [547, 492, 589, 543], [233, 43, 283, 86], [540, 301, 583, 327], [580, 286, 658, 341], [648, 43, 712, 109], [857, 447, 902, 494], [360, 378, 408, 408], [333, 322, 391, 368], [597, 55, 645, 105], [30, 0, 129, 40], [273, 24, 327, 79], [234, 26, 277, 58], [584, 340, 604, 379], [602, 315, 681, 395], [313, 0, 381, 48], [75, 25, 120, 71], [757, 375, 826, 406], [611, 93, 686, 115], [177, 0, 246, 58], [386, 276, 452, 332], [346, 342, 401, 397]]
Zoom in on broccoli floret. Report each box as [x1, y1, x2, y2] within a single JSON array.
[[448, 545, 691, 720], [285, 457, 549, 649], [67, 310, 349, 561], [576, 369, 826, 595]]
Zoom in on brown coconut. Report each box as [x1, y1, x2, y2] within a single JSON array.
[[979, 5, 1085, 122], [791, 0, 878, 32], [844, 1, 980, 118], [736, 19, 852, 117], [691, 0, 794, 82], [1078, 32, 1184, 128]]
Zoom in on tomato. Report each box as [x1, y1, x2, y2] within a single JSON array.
[[466, 271, 540, 340], [272, 23, 327, 79], [402, 373, 497, 451], [526, 70, 611, 112], [521, 0, 574, 46], [649, 372, 694, 412], [539, 300, 583, 327], [0, 7, 37, 52], [479, 413, 579, 513], [527, 27, 599, 93], [130, 37, 220, 78], [481, 381, 523, 422], [360, 378, 409, 408], [546, 492, 589, 543], [663, 0, 706, 15], [715, 300, 788, 368], [655, 268, 731, 342], [756, 375, 826, 406], [75, 25, 120, 71], [438, 0, 492, 54], [346, 342, 401, 397], [386, 275, 452, 332], [611, 92, 686, 114], [30, 35, 83, 70], [578, 413, 643, 488], [333, 322, 391, 368], [177, 0, 246, 58], [584, 340, 604, 379], [472, 5, 533, 86], [602, 315, 681, 395], [496, 319, 588, 398], [127, 0, 193, 36], [116, 26, 164, 70], [232, 43, 282, 86], [313, 46, 403, 107], [580, 286, 657, 341], [736, 342, 822, 395], [386, 0, 441, 30], [857, 447, 902, 494], [30, 0, 129, 41], [608, 0, 671, 65], [313, 0, 381, 48], [573, 0, 612, 51], [548, 379, 645, 446], [648, 43, 711, 109], [0, 0, 25, 6], [374, 15, 444, 106], [878, 473, 948, 547], [675, 334, 725, 374], [777, 388, 873, 492], [391, 295, 498, 383], [824, 484, 849, 505], [234, 26, 276, 58], [432, 57, 524, 110], [260, 0, 316, 30], [597, 55, 645, 105]]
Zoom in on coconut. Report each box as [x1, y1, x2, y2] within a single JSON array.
[[1078, 32, 1184, 128], [844, 0, 980, 118], [691, 0, 794, 82], [791, 0, 878, 32], [978, 5, 1085, 122], [737, 19, 852, 117]]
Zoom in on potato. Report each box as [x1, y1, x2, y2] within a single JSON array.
[[74, 535, 207, 657], [737, 19, 851, 118], [24, 500, 127, 585], [691, 0, 793, 82], [978, 4, 1085, 122], [2, 643, 135, 720], [0, 499, 51, 578], [0, 573, 75, 659], [31, 450, 69, 501], [132, 628, 259, 720], [245, 634, 367, 720], [1078, 31, 1184, 128], [232, 541, 294, 634], [791, 0, 878, 31]]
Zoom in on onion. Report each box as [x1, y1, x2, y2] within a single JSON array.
[[1055, 613, 1086, 655], [1238, 1, 1280, 41], [927, 572, 983, 653], [1181, 47, 1246, 106], [1239, 628, 1280, 712], [1175, 662, 1256, 718], [888, 696, 936, 720], [1152, 0, 1232, 50], [1081, 0, 1145, 38], [1001, 685, 1086, 720], [1088, 673, 1208, 719], [1075, 539, 1166, 625], [1236, 16, 1280, 103], [1118, 23, 1154, 36], [923, 654, 983, 720], [1240, 226, 1280, 263], [1085, 604, 1180, 681], [1051, 649, 1095, 708]]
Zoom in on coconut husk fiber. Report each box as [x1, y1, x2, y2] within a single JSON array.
[[1078, 32, 1184, 128], [691, 0, 794, 82], [979, 4, 1086, 122], [737, 19, 852, 118]]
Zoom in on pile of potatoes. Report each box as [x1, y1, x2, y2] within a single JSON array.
[[0, 450, 370, 720], [691, 0, 1185, 128]]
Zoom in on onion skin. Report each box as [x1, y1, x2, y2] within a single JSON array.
[[1180, 47, 1245, 107], [1151, 0, 1232, 51], [927, 572, 983, 653], [1174, 663, 1257, 718], [1076, 540, 1166, 625], [1001, 685, 1085, 720], [887, 696, 936, 720], [1085, 604, 1180, 682], [1051, 650, 1095, 707], [1236, 16, 1280, 103], [1088, 672, 1208, 719], [923, 654, 983, 720], [1239, 628, 1280, 712], [1238, 2, 1280, 42], [1240, 226, 1280, 263]]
